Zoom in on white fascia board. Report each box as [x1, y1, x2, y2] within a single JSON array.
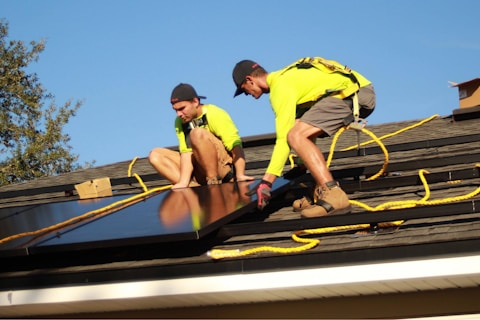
[[2, 254, 480, 308]]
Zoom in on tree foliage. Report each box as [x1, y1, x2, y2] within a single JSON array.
[[0, 19, 86, 185]]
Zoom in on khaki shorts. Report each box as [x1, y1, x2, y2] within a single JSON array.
[[300, 84, 376, 137], [191, 129, 234, 184]]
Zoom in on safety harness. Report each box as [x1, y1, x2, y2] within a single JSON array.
[[181, 114, 209, 149], [181, 114, 235, 183], [281, 57, 365, 130]]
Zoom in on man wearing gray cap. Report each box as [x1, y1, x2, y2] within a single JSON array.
[[149, 83, 252, 188]]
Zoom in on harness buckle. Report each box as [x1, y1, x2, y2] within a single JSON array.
[[348, 118, 367, 131]]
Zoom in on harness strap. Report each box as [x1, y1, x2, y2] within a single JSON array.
[[182, 114, 208, 148], [352, 91, 360, 120], [221, 166, 235, 183], [305, 57, 361, 121], [282, 57, 362, 122], [182, 115, 236, 183]]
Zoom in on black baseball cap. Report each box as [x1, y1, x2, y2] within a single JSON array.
[[170, 83, 206, 104], [232, 60, 262, 97]]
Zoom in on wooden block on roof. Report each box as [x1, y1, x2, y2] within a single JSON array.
[[74, 177, 113, 199]]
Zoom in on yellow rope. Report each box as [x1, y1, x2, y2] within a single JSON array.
[[326, 126, 389, 181], [341, 114, 439, 151], [326, 126, 346, 168], [128, 156, 149, 192], [288, 153, 297, 169], [208, 233, 319, 259], [0, 157, 172, 246], [351, 165, 480, 210], [291, 115, 440, 179], [127, 156, 137, 177], [362, 128, 389, 180], [350, 169, 431, 211]]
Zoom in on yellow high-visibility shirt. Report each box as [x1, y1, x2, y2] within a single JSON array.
[[175, 104, 242, 153]]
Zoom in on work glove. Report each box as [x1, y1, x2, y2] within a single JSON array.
[[245, 179, 272, 210]]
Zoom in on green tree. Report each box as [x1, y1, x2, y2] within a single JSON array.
[[0, 19, 87, 185]]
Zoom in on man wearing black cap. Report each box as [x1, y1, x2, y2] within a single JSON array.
[[232, 57, 375, 217], [149, 83, 252, 188]]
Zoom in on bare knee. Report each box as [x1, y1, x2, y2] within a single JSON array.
[[189, 127, 209, 145], [288, 123, 322, 149], [287, 128, 301, 149], [148, 147, 167, 165]]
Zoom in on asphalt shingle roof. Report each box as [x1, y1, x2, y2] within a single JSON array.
[[1, 111, 480, 318]]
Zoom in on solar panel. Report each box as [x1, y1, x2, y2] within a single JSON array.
[[0, 194, 134, 256], [0, 178, 290, 257]]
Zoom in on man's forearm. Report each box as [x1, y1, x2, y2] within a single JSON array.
[[231, 145, 247, 176]]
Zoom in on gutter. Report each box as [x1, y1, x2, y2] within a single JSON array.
[[1, 254, 480, 317]]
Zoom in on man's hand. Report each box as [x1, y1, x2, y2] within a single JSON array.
[[235, 174, 255, 182], [245, 179, 272, 210], [172, 182, 189, 189]]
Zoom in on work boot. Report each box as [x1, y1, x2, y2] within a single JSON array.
[[301, 181, 351, 218], [292, 196, 313, 212], [206, 176, 222, 185]]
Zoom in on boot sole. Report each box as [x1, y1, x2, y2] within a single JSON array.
[[328, 205, 352, 216]]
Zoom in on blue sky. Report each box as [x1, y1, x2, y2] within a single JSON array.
[[1, 0, 479, 167]]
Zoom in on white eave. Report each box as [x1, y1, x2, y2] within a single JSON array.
[[1, 254, 480, 317]]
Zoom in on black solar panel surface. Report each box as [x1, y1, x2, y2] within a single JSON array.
[[0, 179, 290, 256]]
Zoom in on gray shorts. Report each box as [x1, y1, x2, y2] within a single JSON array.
[[300, 84, 376, 137]]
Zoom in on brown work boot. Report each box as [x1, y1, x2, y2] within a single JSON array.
[[292, 196, 314, 212], [301, 181, 351, 218], [206, 176, 222, 185]]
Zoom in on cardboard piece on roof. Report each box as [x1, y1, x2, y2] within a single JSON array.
[[74, 177, 113, 199]]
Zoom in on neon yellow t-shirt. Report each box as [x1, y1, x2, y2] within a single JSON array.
[[265, 64, 371, 176], [175, 104, 242, 153]]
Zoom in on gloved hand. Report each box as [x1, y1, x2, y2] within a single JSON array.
[[245, 179, 272, 210]]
